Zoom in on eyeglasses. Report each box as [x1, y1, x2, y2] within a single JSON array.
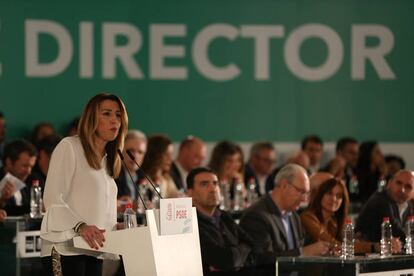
[[288, 182, 310, 197]]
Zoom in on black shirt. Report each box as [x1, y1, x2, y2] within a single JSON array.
[[197, 209, 256, 275]]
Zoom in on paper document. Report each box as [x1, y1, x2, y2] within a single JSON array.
[[0, 172, 26, 192]]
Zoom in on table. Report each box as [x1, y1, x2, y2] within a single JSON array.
[[276, 255, 414, 276]]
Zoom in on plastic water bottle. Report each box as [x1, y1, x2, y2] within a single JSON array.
[[380, 217, 393, 257], [246, 177, 258, 206], [123, 203, 137, 229], [151, 186, 161, 209], [30, 180, 42, 218], [341, 218, 355, 259], [219, 182, 230, 210], [233, 182, 244, 211], [405, 216, 414, 254]]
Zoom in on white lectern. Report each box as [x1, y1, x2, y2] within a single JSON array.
[[73, 207, 203, 276]]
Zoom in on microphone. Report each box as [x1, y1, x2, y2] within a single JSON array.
[[117, 149, 148, 210], [125, 149, 163, 199]]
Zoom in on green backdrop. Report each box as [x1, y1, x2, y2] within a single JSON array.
[[0, 0, 413, 142]]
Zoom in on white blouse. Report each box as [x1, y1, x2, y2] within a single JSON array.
[[40, 136, 118, 257]]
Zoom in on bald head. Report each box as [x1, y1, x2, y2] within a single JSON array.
[[287, 151, 310, 170], [177, 136, 206, 172]]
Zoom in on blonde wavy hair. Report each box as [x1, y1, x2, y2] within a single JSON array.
[[78, 93, 128, 178]]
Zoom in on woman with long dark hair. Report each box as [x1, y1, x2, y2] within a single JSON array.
[[301, 178, 375, 254], [140, 134, 179, 198]]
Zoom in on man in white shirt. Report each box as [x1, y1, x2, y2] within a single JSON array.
[[170, 136, 206, 192], [0, 139, 37, 216]]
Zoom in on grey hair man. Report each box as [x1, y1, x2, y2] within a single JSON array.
[[240, 164, 329, 275]]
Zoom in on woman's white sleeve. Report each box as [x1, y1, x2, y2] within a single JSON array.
[[40, 139, 80, 242]]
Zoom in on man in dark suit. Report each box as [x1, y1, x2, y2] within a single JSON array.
[[244, 142, 276, 198], [0, 139, 37, 216], [187, 167, 263, 275], [356, 169, 413, 249], [240, 164, 329, 275], [170, 136, 206, 192]]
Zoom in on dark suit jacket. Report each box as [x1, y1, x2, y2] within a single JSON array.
[[355, 189, 414, 242], [197, 210, 256, 275], [170, 162, 184, 191], [239, 194, 305, 259]]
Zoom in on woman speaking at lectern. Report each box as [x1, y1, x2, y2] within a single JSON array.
[[40, 93, 128, 276]]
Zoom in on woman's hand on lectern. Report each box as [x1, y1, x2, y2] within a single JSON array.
[[79, 224, 106, 250]]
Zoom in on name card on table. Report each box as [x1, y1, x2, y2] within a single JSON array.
[[159, 197, 192, 235]]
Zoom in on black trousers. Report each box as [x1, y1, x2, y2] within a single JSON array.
[[41, 254, 102, 276]]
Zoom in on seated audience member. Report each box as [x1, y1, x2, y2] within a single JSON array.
[[30, 122, 55, 145], [187, 167, 258, 275], [0, 140, 37, 216], [115, 130, 147, 206], [170, 136, 206, 192], [331, 137, 359, 193], [239, 164, 329, 274], [356, 141, 386, 203], [208, 141, 246, 209], [355, 170, 414, 251], [301, 135, 324, 174], [301, 178, 378, 254], [265, 151, 310, 192], [0, 112, 6, 167], [27, 134, 61, 191], [209, 141, 245, 185], [141, 134, 179, 198], [385, 154, 405, 182], [244, 142, 276, 198], [323, 156, 346, 180]]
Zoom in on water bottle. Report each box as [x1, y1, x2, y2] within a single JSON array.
[[137, 184, 148, 214], [151, 185, 161, 209], [380, 217, 393, 257], [123, 203, 137, 229], [341, 218, 355, 259], [405, 216, 414, 254], [30, 180, 42, 218], [219, 182, 230, 210], [233, 182, 244, 211], [246, 177, 258, 206]]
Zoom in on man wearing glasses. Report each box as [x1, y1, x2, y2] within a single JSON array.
[[240, 164, 329, 275]]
